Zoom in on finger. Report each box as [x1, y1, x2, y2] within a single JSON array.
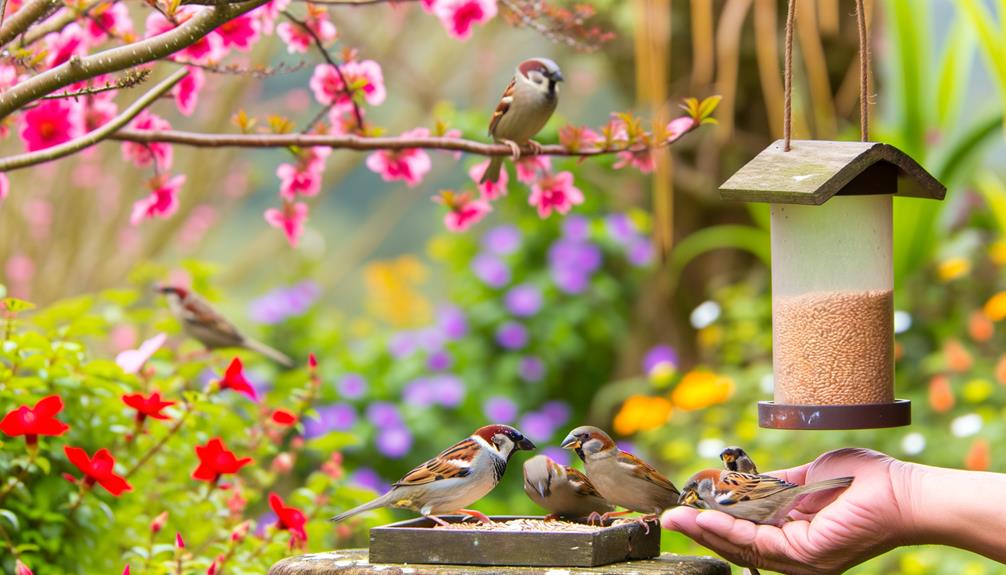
[[695, 510, 816, 572], [765, 461, 813, 484], [662, 509, 761, 567]]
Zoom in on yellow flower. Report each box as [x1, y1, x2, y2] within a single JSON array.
[[363, 256, 431, 327], [613, 395, 673, 436], [697, 325, 722, 349], [984, 291, 1006, 321], [989, 240, 1006, 266], [672, 370, 735, 410], [937, 257, 970, 282], [963, 379, 994, 403]]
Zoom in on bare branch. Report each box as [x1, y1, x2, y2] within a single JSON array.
[[0, 0, 58, 48], [21, 0, 105, 46], [0, 0, 269, 120], [0, 68, 188, 172], [290, 0, 421, 5]]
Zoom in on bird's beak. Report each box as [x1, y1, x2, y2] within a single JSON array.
[[560, 434, 579, 450], [678, 490, 698, 506], [721, 453, 735, 465], [550, 70, 564, 83], [517, 437, 536, 451]]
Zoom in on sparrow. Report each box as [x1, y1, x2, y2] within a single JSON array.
[[720, 446, 759, 474], [330, 424, 536, 525], [155, 285, 293, 368], [481, 57, 564, 184], [523, 455, 613, 520], [678, 469, 853, 526], [561, 426, 679, 526]]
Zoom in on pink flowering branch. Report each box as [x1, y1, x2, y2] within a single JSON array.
[[0, 0, 269, 120], [0, 68, 189, 172]]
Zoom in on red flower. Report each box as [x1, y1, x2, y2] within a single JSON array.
[[122, 391, 176, 423], [217, 357, 259, 401], [15, 560, 33, 575], [192, 438, 252, 484], [269, 492, 308, 547], [271, 409, 297, 426], [1, 395, 70, 446], [64, 446, 133, 496]]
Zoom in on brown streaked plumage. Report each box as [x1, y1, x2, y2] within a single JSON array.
[[720, 446, 759, 474], [523, 455, 612, 519]]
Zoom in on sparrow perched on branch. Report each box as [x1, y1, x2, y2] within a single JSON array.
[[481, 57, 564, 184], [156, 285, 293, 368], [330, 424, 536, 525], [678, 469, 853, 526], [561, 426, 679, 527], [523, 455, 613, 520], [720, 446, 759, 474]]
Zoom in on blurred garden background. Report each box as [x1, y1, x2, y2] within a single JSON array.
[[2, 0, 1006, 573]]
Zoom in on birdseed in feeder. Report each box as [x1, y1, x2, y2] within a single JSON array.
[[433, 518, 601, 532]]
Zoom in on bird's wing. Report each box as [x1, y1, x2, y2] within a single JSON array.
[[616, 451, 679, 495], [565, 466, 604, 498], [182, 297, 243, 341], [393, 437, 477, 486], [717, 471, 796, 504], [487, 78, 516, 137]]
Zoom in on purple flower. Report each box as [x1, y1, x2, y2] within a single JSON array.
[[255, 511, 278, 536], [495, 321, 528, 350], [504, 284, 543, 317], [416, 327, 446, 353], [351, 467, 391, 494], [482, 225, 522, 255], [616, 440, 636, 454], [541, 446, 571, 466], [541, 400, 571, 426], [562, 215, 590, 241], [472, 253, 511, 288], [519, 411, 556, 442], [248, 281, 320, 324], [338, 373, 367, 399], [388, 332, 418, 359], [304, 403, 357, 438], [551, 266, 590, 295], [605, 213, 637, 245], [549, 238, 602, 273], [377, 426, 413, 458], [430, 374, 465, 407], [519, 356, 545, 383], [403, 378, 435, 407], [483, 396, 518, 423], [643, 344, 678, 375], [427, 350, 453, 371], [367, 402, 403, 428], [627, 238, 654, 267], [438, 305, 468, 340]]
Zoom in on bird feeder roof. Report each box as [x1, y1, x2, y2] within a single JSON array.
[[719, 140, 946, 205]]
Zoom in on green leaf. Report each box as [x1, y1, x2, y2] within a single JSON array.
[[34, 456, 50, 475], [931, 113, 1003, 186], [887, 0, 929, 159], [935, 16, 974, 128], [974, 171, 1006, 234], [1, 297, 36, 313], [697, 95, 722, 120], [304, 431, 360, 454], [0, 509, 19, 529], [668, 225, 771, 285]]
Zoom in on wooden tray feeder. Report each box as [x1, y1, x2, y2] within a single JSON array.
[[720, 140, 945, 430]]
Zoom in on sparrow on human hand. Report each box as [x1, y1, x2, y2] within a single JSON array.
[[156, 285, 293, 367], [678, 469, 853, 526], [561, 426, 679, 529], [330, 424, 536, 525], [523, 454, 613, 520], [481, 57, 564, 184], [720, 446, 759, 474]]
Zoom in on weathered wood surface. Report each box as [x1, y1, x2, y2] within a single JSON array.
[[719, 139, 946, 205], [268, 549, 731, 575], [369, 516, 658, 567]]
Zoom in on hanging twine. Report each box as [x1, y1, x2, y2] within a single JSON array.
[[782, 0, 796, 151]]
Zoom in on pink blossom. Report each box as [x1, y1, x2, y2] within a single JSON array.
[[309, 60, 385, 109], [265, 202, 309, 247], [174, 66, 205, 116], [277, 161, 323, 200], [327, 108, 360, 135], [20, 99, 84, 152], [0, 174, 8, 202], [130, 175, 185, 225], [434, 0, 497, 40], [469, 159, 508, 200], [666, 116, 697, 142], [276, 5, 336, 52], [613, 149, 655, 174], [254, 0, 291, 34], [146, 9, 225, 64], [85, 98, 118, 131], [44, 22, 86, 68], [0, 64, 19, 90], [434, 191, 491, 232], [420, 0, 439, 11], [365, 128, 431, 187], [214, 13, 259, 51], [515, 155, 551, 184], [115, 333, 167, 374], [87, 2, 133, 41], [121, 111, 173, 170], [528, 171, 583, 218], [276, 22, 311, 53]]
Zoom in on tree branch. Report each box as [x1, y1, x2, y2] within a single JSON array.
[[0, 0, 57, 48], [110, 129, 662, 157], [0, 68, 188, 172], [0, 0, 268, 120]]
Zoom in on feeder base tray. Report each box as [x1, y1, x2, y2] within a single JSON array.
[[759, 399, 911, 429], [268, 548, 731, 575]]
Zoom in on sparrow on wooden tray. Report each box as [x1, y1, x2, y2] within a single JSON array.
[[330, 424, 536, 525], [561, 426, 679, 530], [156, 285, 293, 367], [481, 57, 564, 184], [523, 454, 613, 520], [720, 446, 759, 474], [678, 469, 853, 526]]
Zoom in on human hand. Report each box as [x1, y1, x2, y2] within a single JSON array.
[[662, 448, 914, 575]]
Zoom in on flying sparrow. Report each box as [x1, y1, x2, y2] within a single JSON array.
[[523, 454, 613, 520], [561, 426, 679, 527], [481, 57, 564, 184], [156, 285, 293, 368], [330, 424, 536, 525], [678, 469, 853, 526], [720, 446, 759, 474]]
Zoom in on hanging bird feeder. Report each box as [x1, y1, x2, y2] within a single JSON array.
[[719, 140, 945, 429]]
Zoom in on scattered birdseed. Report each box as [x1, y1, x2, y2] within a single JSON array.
[[433, 519, 601, 532], [773, 290, 894, 405]]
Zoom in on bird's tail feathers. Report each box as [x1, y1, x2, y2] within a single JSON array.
[[242, 338, 293, 368], [480, 157, 503, 184], [799, 476, 854, 494], [329, 493, 393, 523]]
